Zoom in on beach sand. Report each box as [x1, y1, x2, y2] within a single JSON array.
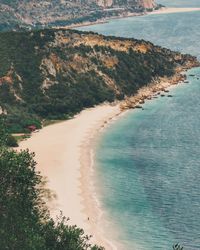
[[149, 7, 200, 15], [19, 103, 122, 249]]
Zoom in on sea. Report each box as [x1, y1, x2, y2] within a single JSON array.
[[77, 1, 200, 249]]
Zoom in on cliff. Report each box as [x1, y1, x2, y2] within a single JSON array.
[[97, 0, 156, 8], [139, 0, 156, 9], [0, 28, 198, 132]]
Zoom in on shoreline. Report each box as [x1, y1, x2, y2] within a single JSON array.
[[79, 105, 126, 249], [53, 7, 200, 31], [18, 65, 200, 250], [77, 68, 200, 250], [148, 7, 200, 15], [52, 12, 142, 30], [18, 103, 123, 249]]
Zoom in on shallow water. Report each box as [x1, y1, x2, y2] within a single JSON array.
[[78, 1, 200, 249], [95, 67, 200, 250]]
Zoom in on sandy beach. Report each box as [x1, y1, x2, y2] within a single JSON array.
[[148, 7, 200, 15], [17, 80, 180, 249], [19, 103, 122, 249], [18, 69, 197, 250]]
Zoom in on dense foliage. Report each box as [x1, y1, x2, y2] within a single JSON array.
[[0, 29, 198, 132], [0, 119, 103, 250], [0, 116, 18, 146]]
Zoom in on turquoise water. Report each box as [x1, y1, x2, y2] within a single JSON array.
[[78, 2, 200, 249], [95, 68, 200, 250]]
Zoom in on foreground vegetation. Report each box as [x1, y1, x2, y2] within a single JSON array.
[[0, 118, 103, 250]]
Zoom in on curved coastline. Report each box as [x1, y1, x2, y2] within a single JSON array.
[[79, 106, 126, 249], [78, 70, 200, 250], [17, 65, 199, 250], [18, 103, 123, 249], [55, 7, 200, 31]]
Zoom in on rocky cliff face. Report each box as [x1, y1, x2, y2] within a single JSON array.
[[139, 0, 156, 8], [97, 0, 113, 7], [96, 0, 156, 8]]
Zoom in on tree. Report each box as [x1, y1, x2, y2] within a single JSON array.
[[0, 122, 103, 249], [0, 115, 8, 147], [0, 115, 18, 147]]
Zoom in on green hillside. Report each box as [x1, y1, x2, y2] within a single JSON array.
[[0, 29, 198, 132]]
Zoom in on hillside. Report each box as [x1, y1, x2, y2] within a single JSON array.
[[0, 0, 158, 30], [0, 29, 198, 132]]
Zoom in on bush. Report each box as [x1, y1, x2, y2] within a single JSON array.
[[6, 135, 18, 147]]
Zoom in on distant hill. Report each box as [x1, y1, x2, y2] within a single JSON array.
[[0, 0, 158, 30], [0, 29, 198, 132]]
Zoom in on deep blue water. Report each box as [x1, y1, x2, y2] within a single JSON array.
[[78, 1, 200, 249]]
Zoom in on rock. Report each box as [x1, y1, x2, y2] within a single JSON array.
[[139, 100, 145, 104]]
